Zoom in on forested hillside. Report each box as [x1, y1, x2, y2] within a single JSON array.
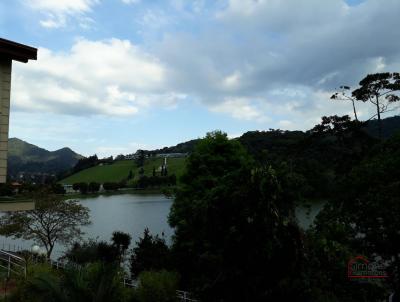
[[7, 138, 83, 180]]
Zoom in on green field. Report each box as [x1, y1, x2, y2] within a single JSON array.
[[60, 157, 187, 185]]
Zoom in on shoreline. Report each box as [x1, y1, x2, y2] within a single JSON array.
[[0, 187, 174, 203]]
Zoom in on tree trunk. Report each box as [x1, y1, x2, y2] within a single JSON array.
[[376, 95, 382, 139], [352, 100, 358, 121], [46, 244, 54, 259]]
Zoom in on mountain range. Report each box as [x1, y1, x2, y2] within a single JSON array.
[[7, 116, 400, 182], [7, 138, 83, 180]]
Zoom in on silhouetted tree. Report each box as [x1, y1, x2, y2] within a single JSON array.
[[352, 72, 400, 138], [169, 131, 306, 300], [111, 231, 131, 263], [130, 228, 171, 278], [331, 85, 359, 121], [88, 182, 100, 193]]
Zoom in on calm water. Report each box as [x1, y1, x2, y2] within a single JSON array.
[[0, 193, 324, 258], [0, 193, 173, 258]]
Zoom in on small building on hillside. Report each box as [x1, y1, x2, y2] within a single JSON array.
[[62, 184, 77, 194], [155, 153, 188, 158]]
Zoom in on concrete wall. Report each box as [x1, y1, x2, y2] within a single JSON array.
[[0, 58, 11, 183]]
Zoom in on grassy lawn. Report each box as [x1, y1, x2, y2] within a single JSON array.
[[60, 157, 187, 185]]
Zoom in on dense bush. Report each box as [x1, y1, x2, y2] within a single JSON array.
[[130, 228, 171, 278], [72, 182, 88, 194], [134, 270, 179, 302], [88, 182, 100, 192], [136, 175, 177, 189], [103, 182, 120, 191]]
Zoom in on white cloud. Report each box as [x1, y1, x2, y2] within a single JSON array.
[[217, 0, 347, 31], [152, 0, 400, 127], [95, 141, 161, 158], [121, 0, 140, 4], [25, 0, 98, 28], [16, 0, 400, 129], [12, 38, 181, 117], [210, 98, 269, 122]]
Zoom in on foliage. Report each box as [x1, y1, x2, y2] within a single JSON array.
[[135, 150, 146, 168], [72, 155, 99, 174], [134, 270, 179, 302], [332, 134, 400, 287], [136, 175, 176, 189], [73, 182, 88, 194], [10, 262, 131, 302], [331, 85, 359, 120], [169, 131, 307, 301], [88, 182, 100, 192], [65, 235, 130, 265], [50, 183, 66, 194], [102, 182, 119, 191], [0, 183, 13, 196], [112, 231, 131, 263], [0, 194, 90, 258], [352, 72, 400, 138], [130, 228, 171, 278], [305, 205, 388, 301]]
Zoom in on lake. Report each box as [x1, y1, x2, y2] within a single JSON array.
[[0, 193, 173, 258], [0, 193, 325, 259]]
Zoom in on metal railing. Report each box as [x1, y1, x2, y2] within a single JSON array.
[[0, 249, 26, 278], [1, 250, 199, 302], [122, 278, 198, 301], [176, 290, 199, 302]]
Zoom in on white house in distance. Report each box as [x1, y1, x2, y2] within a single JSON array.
[[0, 38, 37, 183]]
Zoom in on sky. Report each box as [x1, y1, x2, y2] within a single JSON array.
[[1, 0, 400, 157]]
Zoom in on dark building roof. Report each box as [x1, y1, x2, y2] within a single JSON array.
[[0, 38, 37, 63]]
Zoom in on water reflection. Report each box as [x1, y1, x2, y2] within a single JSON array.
[[0, 193, 173, 258]]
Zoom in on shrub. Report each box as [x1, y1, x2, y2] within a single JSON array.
[[135, 270, 179, 302]]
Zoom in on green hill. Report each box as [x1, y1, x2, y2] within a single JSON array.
[[8, 138, 83, 179], [60, 157, 187, 185]]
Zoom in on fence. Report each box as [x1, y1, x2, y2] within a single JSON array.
[[0, 249, 26, 278], [0, 243, 24, 253], [0, 248, 199, 302], [122, 277, 198, 301]]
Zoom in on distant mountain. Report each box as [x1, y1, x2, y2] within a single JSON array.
[[148, 139, 201, 155], [7, 138, 84, 179], [363, 115, 400, 139], [148, 116, 400, 155]]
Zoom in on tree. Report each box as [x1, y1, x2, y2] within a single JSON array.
[[0, 194, 90, 258], [130, 228, 171, 278], [111, 231, 131, 263], [138, 167, 145, 178], [169, 131, 306, 300], [135, 270, 180, 302], [11, 262, 130, 302], [73, 182, 88, 194], [136, 150, 146, 167], [310, 115, 357, 135], [51, 184, 66, 195], [352, 72, 400, 138], [331, 85, 359, 121], [103, 182, 119, 191], [88, 182, 100, 193]]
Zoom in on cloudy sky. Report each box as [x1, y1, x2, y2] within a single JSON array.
[[1, 0, 400, 157]]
